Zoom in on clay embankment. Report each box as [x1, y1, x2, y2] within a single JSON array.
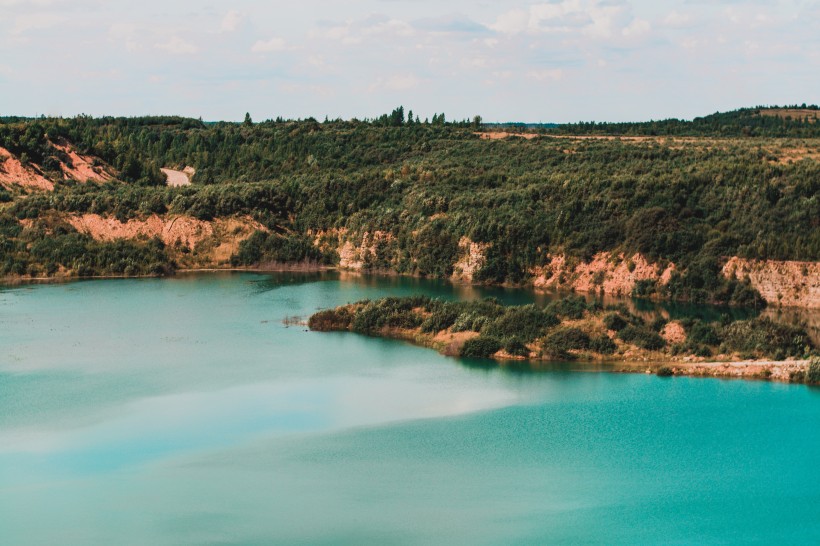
[[531, 252, 675, 297], [723, 257, 820, 309], [66, 213, 264, 265], [0, 147, 53, 191], [53, 142, 112, 182]]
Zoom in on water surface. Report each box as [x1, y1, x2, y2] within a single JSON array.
[[1, 273, 818, 544]]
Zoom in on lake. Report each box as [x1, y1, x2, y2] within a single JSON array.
[[1, 273, 818, 545]]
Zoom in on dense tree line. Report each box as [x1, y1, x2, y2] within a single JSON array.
[[0, 107, 818, 305], [551, 106, 820, 138]]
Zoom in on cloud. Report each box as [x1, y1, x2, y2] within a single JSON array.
[[369, 74, 420, 92], [220, 10, 243, 33], [155, 36, 199, 55], [622, 18, 650, 37], [527, 68, 564, 81], [251, 37, 287, 53]]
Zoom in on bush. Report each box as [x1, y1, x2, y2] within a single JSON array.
[[657, 366, 674, 377], [461, 336, 502, 359], [721, 318, 812, 359], [483, 304, 559, 342], [542, 327, 591, 359], [503, 337, 530, 357], [650, 317, 668, 332], [603, 313, 629, 331], [421, 307, 460, 333], [547, 296, 589, 320], [687, 320, 721, 346], [452, 312, 486, 332], [308, 308, 352, 331], [808, 358, 820, 384], [618, 326, 666, 351], [589, 335, 617, 355]]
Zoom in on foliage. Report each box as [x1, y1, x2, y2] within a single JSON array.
[[542, 327, 591, 359], [3, 107, 818, 307], [482, 304, 559, 343], [807, 358, 820, 384], [460, 336, 502, 359], [308, 308, 353, 331], [232, 230, 332, 266], [617, 326, 666, 351], [720, 318, 811, 359], [503, 337, 531, 357], [589, 335, 617, 355]]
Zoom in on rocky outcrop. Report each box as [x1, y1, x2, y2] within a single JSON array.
[[335, 231, 394, 271], [452, 237, 488, 283], [531, 252, 675, 297], [723, 257, 820, 309]]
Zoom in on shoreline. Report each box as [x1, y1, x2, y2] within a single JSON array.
[[334, 325, 813, 384], [1, 266, 818, 316]]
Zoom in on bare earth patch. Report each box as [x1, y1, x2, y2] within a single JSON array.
[[661, 321, 687, 345], [68, 214, 212, 249], [531, 252, 675, 298], [161, 167, 195, 187], [723, 257, 820, 309], [0, 147, 53, 191], [53, 142, 113, 183], [477, 132, 539, 140]]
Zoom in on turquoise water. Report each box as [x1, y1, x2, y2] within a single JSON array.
[[1, 273, 818, 545]]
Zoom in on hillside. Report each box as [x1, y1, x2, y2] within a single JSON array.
[[0, 107, 818, 308]]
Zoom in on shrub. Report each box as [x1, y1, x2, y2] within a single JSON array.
[[603, 313, 629, 331], [687, 320, 721, 346], [650, 317, 668, 332], [657, 366, 674, 377], [547, 296, 589, 320], [807, 358, 820, 384], [504, 337, 530, 357], [721, 318, 812, 359], [452, 311, 486, 333], [483, 304, 559, 342], [308, 308, 352, 331], [542, 327, 591, 359], [589, 335, 617, 355], [461, 336, 502, 359], [421, 307, 460, 333], [618, 326, 666, 351]]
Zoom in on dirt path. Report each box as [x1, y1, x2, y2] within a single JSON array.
[[161, 167, 195, 187]]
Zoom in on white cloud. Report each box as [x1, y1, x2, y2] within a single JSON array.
[[489, 9, 529, 34], [251, 37, 287, 53], [622, 18, 650, 37], [370, 74, 420, 92], [220, 10, 243, 33], [662, 10, 694, 28], [155, 36, 199, 55], [527, 68, 564, 81]]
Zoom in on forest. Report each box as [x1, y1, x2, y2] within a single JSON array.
[[0, 106, 818, 307]]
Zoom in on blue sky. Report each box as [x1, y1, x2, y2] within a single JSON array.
[[1, 0, 818, 122]]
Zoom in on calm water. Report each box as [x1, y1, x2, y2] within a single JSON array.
[[1, 273, 819, 545]]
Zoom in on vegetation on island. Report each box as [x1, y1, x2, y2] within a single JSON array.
[[0, 106, 818, 303], [309, 296, 817, 371]]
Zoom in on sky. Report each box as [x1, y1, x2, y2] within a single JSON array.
[[0, 0, 818, 122]]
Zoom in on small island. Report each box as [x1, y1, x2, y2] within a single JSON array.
[[309, 295, 819, 384]]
